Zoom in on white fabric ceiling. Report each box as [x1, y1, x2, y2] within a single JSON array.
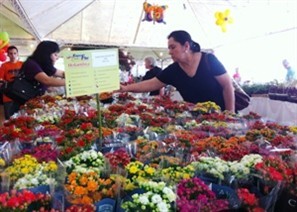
[[0, 0, 296, 60]]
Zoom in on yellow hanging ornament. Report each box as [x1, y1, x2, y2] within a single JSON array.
[[215, 9, 233, 32]]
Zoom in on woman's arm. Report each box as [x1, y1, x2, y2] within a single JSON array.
[[120, 77, 165, 93], [215, 73, 235, 112], [35, 72, 65, 86]]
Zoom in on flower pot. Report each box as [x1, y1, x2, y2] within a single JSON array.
[[94, 198, 116, 212]]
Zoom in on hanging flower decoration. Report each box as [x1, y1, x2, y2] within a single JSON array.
[[142, 2, 168, 24], [142, 2, 154, 22], [215, 9, 233, 32]]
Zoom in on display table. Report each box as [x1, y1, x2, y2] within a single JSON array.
[[240, 97, 297, 126]]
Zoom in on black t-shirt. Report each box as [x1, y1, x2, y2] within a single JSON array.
[[157, 53, 227, 110], [142, 66, 162, 96]]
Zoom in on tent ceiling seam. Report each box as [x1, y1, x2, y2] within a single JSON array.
[[10, 0, 41, 40], [0, 1, 34, 37]]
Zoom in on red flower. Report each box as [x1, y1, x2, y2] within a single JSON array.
[[268, 167, 283, 181]]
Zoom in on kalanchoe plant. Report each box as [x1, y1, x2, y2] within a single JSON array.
[[0, 189, 51, 212], [177, 177, 229, 212]]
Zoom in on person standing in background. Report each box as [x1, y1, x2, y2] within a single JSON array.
[[283, 59, 295, 82], [232, 67, 241, 84], [142, 56, 163, 96], [0, 46, 23, 120]]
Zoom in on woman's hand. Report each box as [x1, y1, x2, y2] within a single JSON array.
[[115, 84, 128, 93]]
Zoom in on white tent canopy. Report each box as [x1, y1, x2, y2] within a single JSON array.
[[1, 0, 297, 82], [1, 0, 296, 58]]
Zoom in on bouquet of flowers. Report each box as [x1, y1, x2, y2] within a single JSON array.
[[125, 161, 156, 184], [104, 148, 131, 171], [191, 101, 221, 115], [5, 155, 57, 183], [65, 171, 119, 205], [157, 164, 195, 185], [177, 177, 229, 212], [13, 160, 57, 190], [253, 155, 293, 194], [64, 149, 105, 174], [3, 116, 37, 128], [237, 188, 265, 212], [229, 154, 263, 179], [191, 156, 230, 181], [0, 189, 51, 211], [21, 144, 59, 162], [121, 180, 176, 212]]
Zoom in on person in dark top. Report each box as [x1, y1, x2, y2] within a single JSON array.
[[142, 56, 163, 96], [119, 30, 235, 112], [21, 40, 65, 95]]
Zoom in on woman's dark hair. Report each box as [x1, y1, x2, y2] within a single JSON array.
[[29, 40, 60, 73], [168, 30, 201, 52]]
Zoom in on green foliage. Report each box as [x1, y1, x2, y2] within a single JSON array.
[[241, 83, 272, 95]]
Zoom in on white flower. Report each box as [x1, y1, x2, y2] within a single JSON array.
[[30, 178, 39, 186], [64, 160, 74, 168], [151, 194, 162, 204], [90, 150, 98, 160], [81, 151, 89, 161], [162, 187, 176, 202], [139, 195, 149, 205], [157, 201, 168, 212]]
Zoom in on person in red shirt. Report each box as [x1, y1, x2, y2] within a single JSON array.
[[232, 67, 241, 84], [0, 46, 23, 119]]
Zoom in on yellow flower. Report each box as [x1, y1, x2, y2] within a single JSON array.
[[183, 173, 191, 179], [144, 165, 155, 176], [124, 179, 136, 191], [289, 126, 297, 134], [43, 161, 58, 172], [21, 167, 30, 174], [0, 158, 5, 167], [129, 165, 138, 174]]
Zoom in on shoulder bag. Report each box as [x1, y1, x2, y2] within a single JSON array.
[[204, 53, 250, 111], [3, 71, 43, 104]]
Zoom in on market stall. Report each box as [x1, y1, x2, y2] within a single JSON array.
[[0, 93, 296, 211]]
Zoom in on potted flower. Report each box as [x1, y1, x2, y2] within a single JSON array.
[[177, 177, 229, 212], [121, 180, 176, 211]]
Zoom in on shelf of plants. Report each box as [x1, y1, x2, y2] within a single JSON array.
[[0, 92, 296, 212]]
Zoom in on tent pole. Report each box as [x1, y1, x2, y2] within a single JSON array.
[[133, 3, 145, 44]]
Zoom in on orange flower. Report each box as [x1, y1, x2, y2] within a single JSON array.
[[68, 172, 77, 182], [103, 178, 112, 186], [79, 175, 88, 186], [81, 195, 93, 205], [87, 180, 98, 192], [74, 186, 87, 196], [92, 192, 102, 202]]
